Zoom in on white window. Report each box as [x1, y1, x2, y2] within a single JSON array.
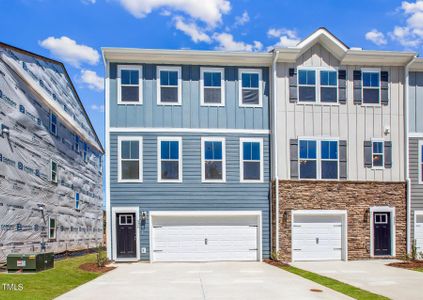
[[200, 68, 225, 106], [74, 135, 80, 153], [83, 142, 88, 162], [157, 66, 181, 105], [298, 68, 338, 103], [157, 137, 182, 182], [372, 140, 384, 169], [299, 139, 339, 180], [48, 217, 56, 240], [75, 192, 80, 210], [118, 136, 143, 182], [117, 65, 142, 104], [201, 137, 226, 182], [239, 69, 262, 107], [420, 141, 423, 184], [49, 112, 57, 135], [240, 138, 263, 183], [362, 69, 380, 105], [50, 160, 58, 183], [119, 214, 133, 225]]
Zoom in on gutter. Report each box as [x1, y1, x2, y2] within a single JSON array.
[[405, 55, 417, 254], [271, 50, 280, 254]]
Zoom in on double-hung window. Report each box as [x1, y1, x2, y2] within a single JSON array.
[[74, 135, 80, 153], [158, 137, 182, 182], [83, 142, 88, 162], [299, 139, 339, 179], [299, 140, 317, 178], [75, 192, 80, 210], [362, 70, 380, 104], [50, 160, 58, 183], [201, 68, 224, 106], [240, 138, 263, 182], [372, 140, 384, 168], [157, 66, 181, 105], [48, 217, 56, 240], [118, 65, 142, 104], [321, 140, 338, 179], [239, 69, 262, 107], [320, 70, 337, 103], [202, 137, 225, 182], [118, 137, 142, 182], [420, 141, 423, 184], [298, 69, 316, 102], [49, 112, 57, 135]]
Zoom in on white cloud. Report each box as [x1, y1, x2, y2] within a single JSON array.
[[39, 36, 99, 68], [267, 28, 300, 49], [213, 32, 262, 51], [91, 104, 105, 112], [81, 0, 96, 4], [174, 16, 211, 43], [119, 0, 231, 27], [234, 10, 249, 27], [80, 69, 104, 91], [365, 29, 387, 46]]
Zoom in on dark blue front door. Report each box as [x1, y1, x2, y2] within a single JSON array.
[[374, 212, 391, 256]]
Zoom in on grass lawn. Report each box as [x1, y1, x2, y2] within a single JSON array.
[[276, 264, 389, 300], [0, 254, 103, 300]]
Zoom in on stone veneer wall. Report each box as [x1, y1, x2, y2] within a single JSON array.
[[273, 180, 407, 262]]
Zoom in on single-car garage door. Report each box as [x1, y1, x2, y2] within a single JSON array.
[[151, 213, 260, 262], [415, 213, 423, 253], [292, 212, 346, 261]]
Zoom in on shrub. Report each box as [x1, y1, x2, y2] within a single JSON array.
[[96, 245, 108, 267]]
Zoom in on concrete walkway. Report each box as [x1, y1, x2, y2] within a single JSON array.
[[293, 260, 423, 300], [57, 262, 350, 300]]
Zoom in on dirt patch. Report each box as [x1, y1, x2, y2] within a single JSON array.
[[79, 263, 115, 273], [387, 261, 423, 270]]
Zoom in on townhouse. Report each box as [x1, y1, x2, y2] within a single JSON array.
[[103, 49, 272, 261]]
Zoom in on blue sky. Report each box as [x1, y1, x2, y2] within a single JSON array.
[[1, 0, 422, 148]]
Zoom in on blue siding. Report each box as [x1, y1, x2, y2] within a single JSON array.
[[110, 132, 271, 260], [109, 64, 270, 130]]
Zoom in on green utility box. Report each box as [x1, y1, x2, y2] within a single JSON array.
[[7, 253, 54, 272]]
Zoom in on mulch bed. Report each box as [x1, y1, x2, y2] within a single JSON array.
[[387, 261, 423, 270], [79, 263, 115, 273], [264, 259, 290, 268]]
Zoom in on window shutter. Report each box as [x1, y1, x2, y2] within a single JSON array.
[[339, 140, 347, 179], [353, 70, 362, 105], [289, 68, 298, 103], [384, 141, 392, 168], [381, 71, 389, 105], [338, 70, 347, 104], [364, 140, 372, 168], [290, 139, 299, 179]]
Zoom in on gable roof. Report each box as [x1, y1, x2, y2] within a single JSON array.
[[0, 42, 104, 154]]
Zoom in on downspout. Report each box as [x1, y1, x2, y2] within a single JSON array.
[[271, 50, 280, 255], [405, 55, 417, 254]]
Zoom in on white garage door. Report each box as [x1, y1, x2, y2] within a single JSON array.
[[416, 214, 423, 253], [151, 214, 259, 262], [292, 214, 344, 261]]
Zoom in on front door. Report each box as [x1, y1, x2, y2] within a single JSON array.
[[116, 213, 136, 258], [374, 212, 391, 256]]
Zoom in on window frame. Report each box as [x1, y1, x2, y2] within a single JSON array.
[[117, 65, 143, 105], [50, 159, 58, 183], [240, 137, 264, 183], [297, 67, 339, 105], [75, 192, 80, 210], [371, 139, 385, 170], [117, 136, 143, 183], [298, 137, 340, 180], [361, 68, 381, 106], [201, 137, 226, 183], [419, 140, 423, 184], [238, 68, 263, 108], [48, 217, 56, 240], [157, 136, 183, 183], [157, 66, 182, 105], [200, 67, 225, 107], [49, 112, 57, 136]]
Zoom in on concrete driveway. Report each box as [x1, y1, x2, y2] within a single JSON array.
[[57, 262, 350, 300], [293, 260, 423, 300]]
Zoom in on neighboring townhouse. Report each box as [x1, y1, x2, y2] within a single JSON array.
[[103, 49, 272, 262], [272, 28, 415, 261], [408, 59, 423, 255], [0, 42, 104, 261]]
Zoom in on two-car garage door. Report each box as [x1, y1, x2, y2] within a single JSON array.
[[151, 213, 260, 262]]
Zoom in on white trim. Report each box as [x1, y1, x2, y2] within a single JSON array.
[[361, 68, 382, 106], [238, 68, 263, 108], [48, 216, 56, 240], [296, 67, 339, 105], [117, 136, 143, 183], [291, 210, 348, 261], [295, 28, 349, 53], [157, 136, 183, 183], [157, 66, 182, 105], [110, 127, 270, 134], [409, 132, 423, 138], [111, 207, 140, 261], [201, 137, 226, 183], [50, 159, 58, 183], [371, 138, 385, 170], [415, 211, 423, 243], [240, 137, 264, 183], [200, 67, 225, 107], [117, 65, 143, 105], [419, 140, 423, 184], [49, 112, 57, 135], [149, 210, 262, 262], [370, 206, 396, 257], [105, 61, 112, 259]]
